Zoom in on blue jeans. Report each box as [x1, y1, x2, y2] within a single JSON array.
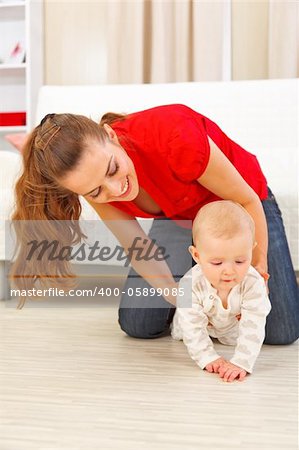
[[118, 188, 299, 345]]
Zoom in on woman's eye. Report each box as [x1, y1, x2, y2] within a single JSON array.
[[89, 161, 119, 199], [109, 162, 119, 177], [90, 188, 101, 199]]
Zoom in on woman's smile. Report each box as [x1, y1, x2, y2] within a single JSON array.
[[118, 176, 130, 198]]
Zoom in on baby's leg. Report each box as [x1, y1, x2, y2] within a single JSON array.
[[170, 311, 184, 340]]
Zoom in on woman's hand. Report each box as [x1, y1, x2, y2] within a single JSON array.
[[252, 242, 268, 275], [252, 258, 270, 291]]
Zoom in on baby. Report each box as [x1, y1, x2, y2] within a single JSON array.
[[171, 200, 271, 382]]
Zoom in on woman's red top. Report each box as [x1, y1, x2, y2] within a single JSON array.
[[109, 104, 268, 221]]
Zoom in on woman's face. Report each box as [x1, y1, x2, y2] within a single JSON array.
[[59, 126, 139, 203]]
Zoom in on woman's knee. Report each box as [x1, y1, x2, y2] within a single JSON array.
[[264, 332, 299, 346], [118, 307, 171, 339]]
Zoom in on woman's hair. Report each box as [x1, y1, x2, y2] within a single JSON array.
[[10, 112, 126, 308], [99, 112, 126, 127]]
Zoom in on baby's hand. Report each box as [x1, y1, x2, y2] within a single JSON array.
[[218, 361, 247, 382], [205, 357, 227, 374]]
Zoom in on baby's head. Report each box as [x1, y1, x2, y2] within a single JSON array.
[[190, 201, 256, 292]]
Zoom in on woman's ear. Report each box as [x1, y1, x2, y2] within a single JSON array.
[[103, 124, 119, 144], [189, 245, 200, 264]]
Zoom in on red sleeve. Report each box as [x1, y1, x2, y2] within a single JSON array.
[[167, 115, 211, 183]]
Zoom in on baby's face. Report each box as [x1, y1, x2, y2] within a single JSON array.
[[191, 231, 253, 293]]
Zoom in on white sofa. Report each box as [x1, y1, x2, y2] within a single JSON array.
[[1, 79, 298, 299]]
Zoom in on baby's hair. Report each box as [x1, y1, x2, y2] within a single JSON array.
[[193, 200, 255, 247]]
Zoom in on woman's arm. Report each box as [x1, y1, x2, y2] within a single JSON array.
[[86, 201, 178, 305], [197, 137, 268, 274]]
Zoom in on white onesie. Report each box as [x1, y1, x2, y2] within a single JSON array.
[[171, 265, 271, 373]]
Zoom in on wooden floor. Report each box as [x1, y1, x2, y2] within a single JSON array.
[[0, 299, 298, 450]]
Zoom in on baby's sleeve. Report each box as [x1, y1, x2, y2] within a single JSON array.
[[230, 276, 271, 373], [172, 275, 221, 369]]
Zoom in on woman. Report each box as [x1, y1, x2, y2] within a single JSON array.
[[11, 104, 299, 344]]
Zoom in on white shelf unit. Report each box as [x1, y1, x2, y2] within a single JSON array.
[[0, 2, 26, 7], [0, 62, 26, 69], [0, 0, 43, 150]]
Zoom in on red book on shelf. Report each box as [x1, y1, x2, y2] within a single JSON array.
[[0, 112, 26, 126]]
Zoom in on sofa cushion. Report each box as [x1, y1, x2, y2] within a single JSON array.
[[0, 151, 23, 260]]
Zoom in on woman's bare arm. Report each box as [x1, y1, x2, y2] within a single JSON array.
[[86, 201, 178, 305], [197, 137, 268, 274]]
